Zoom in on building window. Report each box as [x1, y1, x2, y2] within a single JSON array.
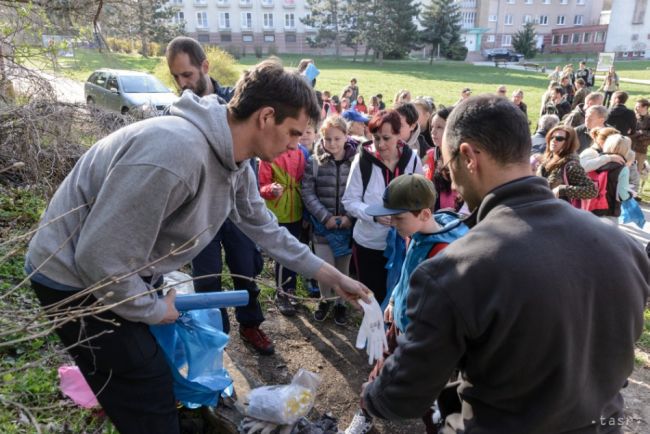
[[216, 0, 229, 5], [487, 34, 495, 42], [263, 13, 274, 28], [595, 31, 605, 42], [525, 0, 533, 3], [171, 0, 182, 4], [572, 33, 580, 43], [220, 33, 231, 42], [543, 0, 550, 3], [647, 33, 650, 40], [574, 15, 583, 25], [539, 15, 548, 25], [561, 34, 569, 44], [552, 34, 560, 45], [462, 11, 476, 27], [523, 15, 533, 24], [196, 11, 208, 28], [241, 12, 252, 28], [576, 0, 585, 4], [194, 0, 206, 4], [557, 15, 565, 25], [559, 0, 567, 4], [507, 0, 515, 3], [240, 0, 252, 5], [502, 34, 512, 46], [633, 0, 647, 24], [505, 14, 513, 25], [261, 0, 273, 5], [285, 33, 296, 43], [488, 15, 497, 22], [197, 33, 210, 43], [632, 34, 639, 41], [219, 12, 230, 29], [285, 13, 295, 28], [242, 34, 253, 43], [583, 32, 590, 43], [172, 11, 184, 25], [284, 0, 296, 7], [264, 34, 275, 42]]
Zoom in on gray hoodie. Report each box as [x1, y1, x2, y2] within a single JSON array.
[[26, 92, 323, 324]]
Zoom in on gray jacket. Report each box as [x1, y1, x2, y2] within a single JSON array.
[[302, 140, 357, 224], [26, 92, 323, 324]]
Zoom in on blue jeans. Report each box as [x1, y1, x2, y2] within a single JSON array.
[[191, 219, 264, 332]]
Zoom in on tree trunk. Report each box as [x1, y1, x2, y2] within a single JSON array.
[[378, 50, 384, 66], [362, 45, 371, 63], [138, 1, 149, 57], [429, 44, 434, 65], [352, 43, 358, 63]]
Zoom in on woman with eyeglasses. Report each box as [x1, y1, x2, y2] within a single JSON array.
[[537, 125, 597, 203], [342, 110, 422, 306]]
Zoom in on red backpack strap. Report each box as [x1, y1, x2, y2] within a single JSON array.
[[427, 242, 449, 259]]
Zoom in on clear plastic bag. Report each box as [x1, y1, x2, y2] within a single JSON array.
[[246, 370, 321, 425]]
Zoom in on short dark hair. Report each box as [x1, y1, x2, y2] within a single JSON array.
[[368, 110, 402, 135], [166, 36, 206, 68], [554, 86, 565, 96], [444, 95, 531, 165], [228, 58, 320, 125], [613, 91, 628, 105], [576, 78, 585, 86], [395, 102, 419, 125], [638, 98, 650, 108]]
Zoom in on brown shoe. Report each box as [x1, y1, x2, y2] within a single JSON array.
[[239, 325, 275, 355]]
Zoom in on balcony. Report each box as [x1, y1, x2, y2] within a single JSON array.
[[239, 0, 252, 7], [216, 0, 229, 6], [194, 0, 208, 7], [283, 0, 296, 8], [261, 0, 274, 8]]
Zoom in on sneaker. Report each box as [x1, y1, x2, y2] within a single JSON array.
[[345, 409, 373, 434], [276, 292, 296, 316], [239, 325, 275, 355], [333, 304, 348, 326], [313, 301, 332, 322]]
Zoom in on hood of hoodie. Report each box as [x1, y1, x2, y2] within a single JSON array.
[[169, 91, 241, 174], [315, 137, 359, 164]]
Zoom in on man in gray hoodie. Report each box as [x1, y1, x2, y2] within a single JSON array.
[[26, 59, 369, 434]]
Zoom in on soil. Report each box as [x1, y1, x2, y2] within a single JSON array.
[[221, 302, 650, 434]]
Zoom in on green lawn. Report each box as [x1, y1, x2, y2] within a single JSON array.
[[15, 47, 650, 130]]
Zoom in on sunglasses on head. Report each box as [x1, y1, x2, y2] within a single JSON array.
[[552, 135, 567, 142]]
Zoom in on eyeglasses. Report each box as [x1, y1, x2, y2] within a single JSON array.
[[440, 151, 459, 173], [551, 135, 567, 142]]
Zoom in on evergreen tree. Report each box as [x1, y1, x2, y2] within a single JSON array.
[[419, 0, 463, 64], [512, 22, 538, 59], [301, 0, 344, 58], [364, 0, 418, 63]]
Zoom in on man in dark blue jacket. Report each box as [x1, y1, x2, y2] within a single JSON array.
[[362, 95, 650, 433], [166, 37, 272, 355]]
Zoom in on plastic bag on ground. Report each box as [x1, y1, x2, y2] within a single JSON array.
[[58, 365, 99, 408], [246, 369, 321, 425]]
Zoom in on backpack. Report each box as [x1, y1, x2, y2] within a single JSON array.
[[581, 170, 610, 212], [358, 147, 418, 201]]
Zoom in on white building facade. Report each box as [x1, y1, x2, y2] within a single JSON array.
[[167, 0, 354, 55], [605, 0, 650, 59]]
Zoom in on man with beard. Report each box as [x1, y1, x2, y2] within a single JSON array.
[[165, 37, 274, 355], [361, 95, 649, 433], [27, 59, 371, 434]]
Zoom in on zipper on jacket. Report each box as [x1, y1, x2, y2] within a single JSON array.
[[335, 163, 340, 216]]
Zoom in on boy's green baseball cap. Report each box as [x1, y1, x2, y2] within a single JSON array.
[[366, 174, 437, 216]]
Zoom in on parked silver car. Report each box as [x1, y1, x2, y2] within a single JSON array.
[[84, 69, 177, 115]]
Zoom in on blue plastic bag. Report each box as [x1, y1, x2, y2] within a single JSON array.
[[619, 197, 646, 229], [150, 309, 232, 408]]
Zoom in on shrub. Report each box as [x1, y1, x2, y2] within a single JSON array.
[[152, 45, 240, 91], [267, 44, 278, 56]]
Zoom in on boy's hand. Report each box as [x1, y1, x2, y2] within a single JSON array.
[[384, 303, 393, 324], [270, 182, 284, 198]]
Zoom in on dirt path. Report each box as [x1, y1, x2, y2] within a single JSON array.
[[224, 302, 650, 434]]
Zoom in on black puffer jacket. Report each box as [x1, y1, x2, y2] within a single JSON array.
[[302, 139, 358, 224]]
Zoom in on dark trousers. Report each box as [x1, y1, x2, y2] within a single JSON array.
[[275, 221, 302, 292], [191, 219, 265, 333], [31, 281, 179, 434], [352, 241, 389, 305], [604, 91, 614, 107]]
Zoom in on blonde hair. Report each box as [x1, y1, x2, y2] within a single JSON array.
[[602, 134, 631, 157], [590, 126, 619, 142], [320, 115, 347, 137]]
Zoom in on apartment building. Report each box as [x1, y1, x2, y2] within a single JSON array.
[[476, 0, 605, 53], [605, 0, 650, 59], [168, 0, 330, 54]]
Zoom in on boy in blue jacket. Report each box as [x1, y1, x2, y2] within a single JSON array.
[[344, 174, 467, 434]]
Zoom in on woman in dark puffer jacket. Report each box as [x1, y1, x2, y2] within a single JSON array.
[[302, 116, 358, 325]]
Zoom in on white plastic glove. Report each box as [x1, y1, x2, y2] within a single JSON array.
[[355, 295, 389, 365], [240, 416, 293, 434]]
